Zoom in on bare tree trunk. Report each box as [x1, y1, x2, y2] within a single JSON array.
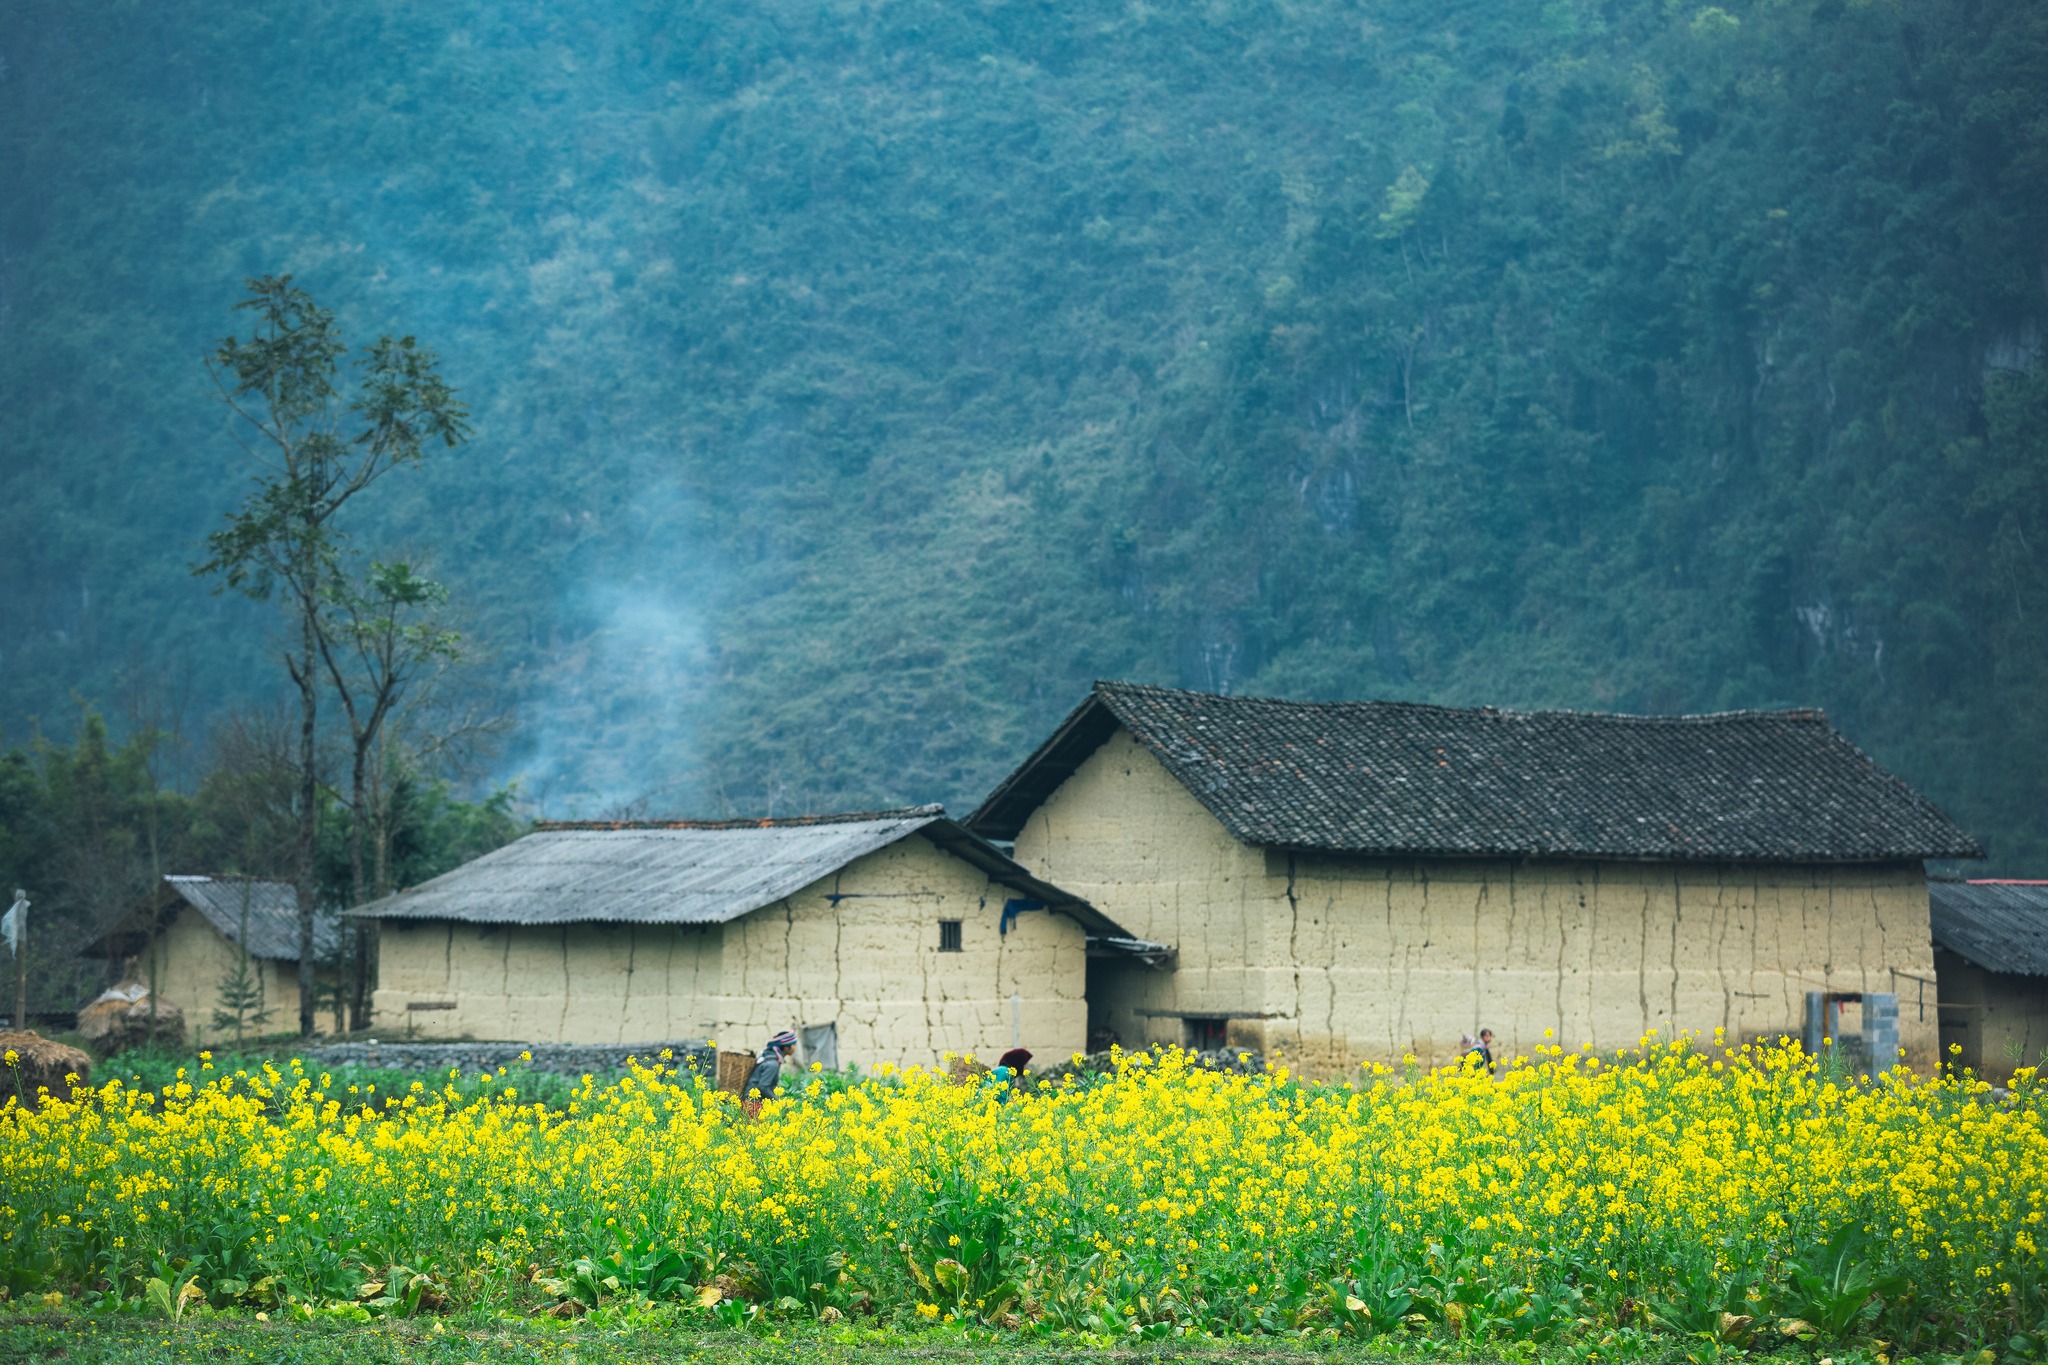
[[361, 725, 389, 1031], [145, 807, 160, 1042], [347, 733, 369, 1032], [373, 724, 392, 898], [294, 604, 319, 1038]]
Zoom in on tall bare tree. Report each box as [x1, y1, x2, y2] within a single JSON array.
[[194, 703, 305, 882], [120, 676, 191, 1038], [195, 276, 469, 1035], [317, 558, 463, 1029], [369, 686, 511, 897]]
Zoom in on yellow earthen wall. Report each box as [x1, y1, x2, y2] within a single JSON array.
[[1934, 948, 2048, 1084], [1013, 729, 1941, 1074], [709, 834, 1087, 1067], [144, 906, 315, 1046], [369, 920, 723, 1044], [368, 833, 1090, 1068]]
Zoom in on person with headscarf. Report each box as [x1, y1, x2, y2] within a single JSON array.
[[1463, 1029, 1496, 1075], [742, 1030, 798, 1116], [984, 1047, 1032, 1101]]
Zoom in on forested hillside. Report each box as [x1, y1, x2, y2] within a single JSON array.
[[4, 0, 2046, 863]]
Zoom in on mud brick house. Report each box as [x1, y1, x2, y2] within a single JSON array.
[[1927, 879, 2048, 1083], [969, 682, 1981, 1075], [86, 875, 341, 1045], [349, 806, 1139, 1068]]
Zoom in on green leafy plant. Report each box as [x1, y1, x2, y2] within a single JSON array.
[[143, 1275, 204, 1323], [1773, 1225, 1905, 1340], [1324, 1240, 1419, 1338], [355, 1263, 448, 1317], [904, 1180, 1020, 1324], [1646, 1241, 1758, 1342]]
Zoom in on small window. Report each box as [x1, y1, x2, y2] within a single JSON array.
[[1185, 1016, 1228, 1051], [938, 920, 963, 953]]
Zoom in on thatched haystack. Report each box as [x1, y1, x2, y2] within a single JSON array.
[[77, 980, 185, 1053], [0, 1031, 91, 1109]]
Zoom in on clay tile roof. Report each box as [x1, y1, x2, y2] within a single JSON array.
[[970, 681, 1981, 862], [1929, 880, 2048, 976], [162, 876, 340, 962], [347, 805, 1131, 937]]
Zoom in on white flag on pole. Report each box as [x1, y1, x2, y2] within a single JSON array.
[[1, 892, 24, 957]]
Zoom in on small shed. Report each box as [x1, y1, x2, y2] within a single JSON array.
[[1928, 879, 2048, 1083], [86, 876, 341, 1045], [348, 805, 1141, 1069]]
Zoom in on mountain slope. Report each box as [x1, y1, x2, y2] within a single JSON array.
[[2, 0, 2044, 864]]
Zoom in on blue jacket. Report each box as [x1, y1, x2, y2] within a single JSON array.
[[743, 1053, 783, 1098]]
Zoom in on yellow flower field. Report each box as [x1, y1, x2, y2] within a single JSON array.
[[1, 1037, 2042, 1350]]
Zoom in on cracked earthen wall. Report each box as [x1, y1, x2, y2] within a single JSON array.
[[709, 834, 1087, 1066], [368, 833, 1088, 1067], [370, 919, 725, 1044], [1016, 729, 1941, 1075]]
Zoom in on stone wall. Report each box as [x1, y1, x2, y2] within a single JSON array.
[[307, 1039, 714, 1077], [368, 832, 1091, 1069], [1015, 728, 1943, 1075]]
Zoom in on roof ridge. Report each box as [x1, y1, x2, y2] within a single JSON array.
[[535, 803, 945, 833], [1091, 680, 1826, 725], [164, 872, 291, 884]]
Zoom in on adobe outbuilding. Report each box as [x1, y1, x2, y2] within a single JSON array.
[[970, 682, 1981, 1075], [350, 805, 1141, 1069], [85, 875, 340, 1046], [1927, 879, 2048, 1083]]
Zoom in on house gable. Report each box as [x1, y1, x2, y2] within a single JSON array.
[[714, 831, 1088, 1063], [1013, 728, 1262, 953]]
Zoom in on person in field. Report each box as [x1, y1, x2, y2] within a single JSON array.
[[984, 1047, 1032, 1102], [742, 1030, 799, 1116], [1463, 1029, 1496, 1074]]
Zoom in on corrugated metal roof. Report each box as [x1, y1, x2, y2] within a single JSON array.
[[972, 682, 1982, 862], [347, 805, 1130, 937], [164, 876, 340, 962], [1929, 880, 2048, 977]]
